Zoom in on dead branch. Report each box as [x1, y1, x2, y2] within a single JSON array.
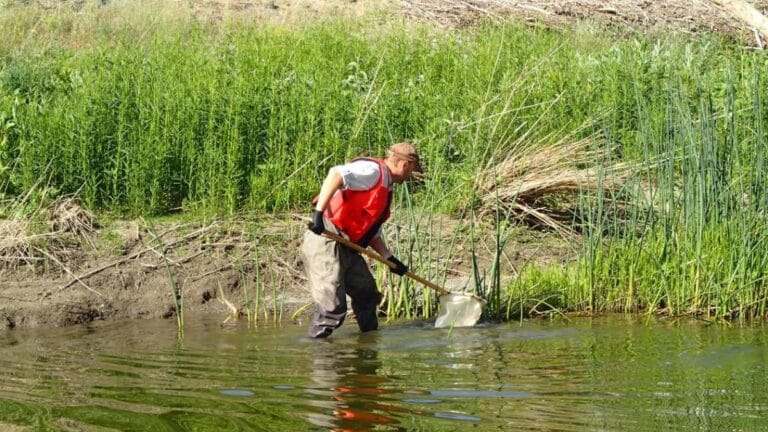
[[35, 247, 103, 297], [190, 264, 234, 282], [59, 222, 217, 290], [140, 250, 206, 269]]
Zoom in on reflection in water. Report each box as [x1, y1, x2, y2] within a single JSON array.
[[305, 333, 414, 431]]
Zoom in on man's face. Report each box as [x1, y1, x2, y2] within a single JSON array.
[[392, 159, 415, 183]]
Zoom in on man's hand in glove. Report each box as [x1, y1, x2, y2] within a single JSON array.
[[309, 210, 325, 235], [387, 255, 408, 276]]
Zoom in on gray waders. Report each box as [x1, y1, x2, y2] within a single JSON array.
[[301, 221, 382, 338]]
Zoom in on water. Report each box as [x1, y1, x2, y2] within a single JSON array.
[[0, 316, 766, 431]]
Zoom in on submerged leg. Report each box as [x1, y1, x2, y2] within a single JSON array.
[[301, 230, 347, 338], [308, 304, 347, 338], [344, 252, 382, 333]]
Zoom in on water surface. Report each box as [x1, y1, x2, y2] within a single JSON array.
[[0, 316, 766, 431]]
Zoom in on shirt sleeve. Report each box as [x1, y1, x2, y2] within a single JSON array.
[[333, 160, 381, 191]]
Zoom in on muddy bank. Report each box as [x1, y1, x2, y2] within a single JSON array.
[[0, 212, 571, 330], [0, 217, 310, 329]]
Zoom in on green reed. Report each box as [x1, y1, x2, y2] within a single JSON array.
[[554, 60, 768, 322], [144, 222, 184, 334], [236, 256, 251, 325]]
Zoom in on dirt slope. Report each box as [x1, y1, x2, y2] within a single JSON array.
[[178, 0, 768, 44], [402, 0, 768, 42]]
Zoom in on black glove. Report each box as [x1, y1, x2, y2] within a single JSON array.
[[309, 210, 325, 235], [387, 255, 408, 276]]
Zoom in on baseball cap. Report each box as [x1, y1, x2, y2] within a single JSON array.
[[388, 142, 422, 172]]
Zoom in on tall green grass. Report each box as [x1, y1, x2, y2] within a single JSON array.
[[565, 67, 768, 322], [3, 3, 768, 321], [1, 4, 712, 216]]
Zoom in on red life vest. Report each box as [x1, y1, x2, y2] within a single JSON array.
[[324, 158, 392, 246]]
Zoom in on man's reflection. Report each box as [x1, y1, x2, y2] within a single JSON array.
[[304, 333, 413, 431]]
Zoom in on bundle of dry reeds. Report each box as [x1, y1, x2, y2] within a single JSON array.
[[0, 197, 96, 271], [48, 197, 96, 240], [476, 134, 635, 235], [0, 219, 38, 269]]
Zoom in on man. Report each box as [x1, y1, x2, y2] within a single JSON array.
[[301, 142, 422, 338]]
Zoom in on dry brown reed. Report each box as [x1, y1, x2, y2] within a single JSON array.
[[0, 219, 39, 269], [476, 134, 635, 235], [47, 197, 96, 246], [0, 198, 96, 271]]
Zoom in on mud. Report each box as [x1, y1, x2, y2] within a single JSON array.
[[0, 215, 571, 329], [0, 218, 308, 329]]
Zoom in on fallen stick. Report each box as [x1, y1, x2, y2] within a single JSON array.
[[59, 223, 216, 290], [36, 247, 103, 297], [140, 250, 206, 269], [190, 264, 234, 282]]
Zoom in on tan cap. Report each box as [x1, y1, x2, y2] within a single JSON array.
[[388, 142, 422, 172]]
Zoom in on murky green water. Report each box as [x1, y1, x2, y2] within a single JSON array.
[[0, 316, 766, 431]]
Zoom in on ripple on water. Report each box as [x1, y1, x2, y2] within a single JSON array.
[[433, 411, 482, 422], [430, 389, 532, 398], [219, 389, 255, 397], [1, 317, 766, 432]]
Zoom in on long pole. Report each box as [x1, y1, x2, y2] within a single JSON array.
[[317, 227, 451, 296]]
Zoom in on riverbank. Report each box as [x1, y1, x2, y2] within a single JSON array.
[[0, 208, 572, 329], [3, 0, 768, 329]]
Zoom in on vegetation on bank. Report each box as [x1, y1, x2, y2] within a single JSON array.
[[1, 2, 767, 323]]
